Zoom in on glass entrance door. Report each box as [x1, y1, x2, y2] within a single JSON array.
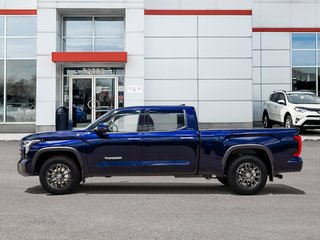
[[69, 78, 93, 128], [95, 78, 116, 119], [69, 76, 121, 128]]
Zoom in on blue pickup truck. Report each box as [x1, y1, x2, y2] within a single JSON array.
[[18, 106, 303, 195]]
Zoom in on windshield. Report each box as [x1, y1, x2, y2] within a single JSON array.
[[85, 109, 116, 131], [287, 93, 320, 104]]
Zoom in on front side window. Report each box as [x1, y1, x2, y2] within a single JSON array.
[[63, 16, 124, 52], [104, 110, 141, 133], [277, 93, 286, 104], [147, 110, 186, 132]]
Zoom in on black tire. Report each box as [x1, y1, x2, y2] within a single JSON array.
[[227, 155, 267, 195], [262, 112, 272, 128], [284, 115, 293, 128], [216, 177, 228, 186], [39, 155, 81, 195]]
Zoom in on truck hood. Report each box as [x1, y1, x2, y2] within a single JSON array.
[[21, 130, 88, 141]]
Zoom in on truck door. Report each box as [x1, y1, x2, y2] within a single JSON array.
[[86, 109, 145, 175], [141, 108, 199, 174]]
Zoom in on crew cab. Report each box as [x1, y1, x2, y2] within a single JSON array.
[[18, 106, 303, 195]]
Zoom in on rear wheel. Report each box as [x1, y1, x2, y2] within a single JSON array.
[[227, 155, 267, 195], [39, 155, 81, 195], [263, 112, 272, 128]]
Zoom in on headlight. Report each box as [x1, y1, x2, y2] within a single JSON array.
[[21, 140, 40, 154], [294, 107, 308, 113]]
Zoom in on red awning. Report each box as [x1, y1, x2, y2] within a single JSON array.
[[52, 52, 127, 63]]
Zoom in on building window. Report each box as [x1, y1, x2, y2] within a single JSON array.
[[292, 33, 318, 94], [0, 16, 36, 123], [62, 16, 124, 52]]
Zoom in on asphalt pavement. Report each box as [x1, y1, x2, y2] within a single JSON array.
[[0, 141, 320, 240]]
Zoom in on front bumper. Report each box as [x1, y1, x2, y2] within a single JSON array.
[[295, 114, 320, 128], [17, 159, 32, 176]]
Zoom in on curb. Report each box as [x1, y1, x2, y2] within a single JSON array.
[[0, 134, 32, 142]]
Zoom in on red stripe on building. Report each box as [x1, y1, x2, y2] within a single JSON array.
[[0, 9, 37, 15], [253, 27, 320, 32], [52, 52, 128, 63], [145, 9, 252, 15]]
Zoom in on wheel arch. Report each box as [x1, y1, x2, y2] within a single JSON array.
[[222, 144, 274, 181], [283, 112, 292, 124], [32, 147, 85, 181]]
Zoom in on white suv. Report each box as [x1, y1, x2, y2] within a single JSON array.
[[262, 90, 320, 129]]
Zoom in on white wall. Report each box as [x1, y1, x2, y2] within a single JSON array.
[[145, 0, 252, 10], [145, 12, 253, 123], [252, 32, 291, 121], [0, 0, 36, 9]]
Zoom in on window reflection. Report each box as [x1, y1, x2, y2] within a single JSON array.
[[0, 60, 3, 122], [63, 38, 92, 52], [94, 38, 124, 51], [292, 50, 316, 66], [63, 16, 124, 52], [292, 33, 316, 49], [118, 76, 124, 108], [7, 39, 36, 58], [6, 60, 36, 122], [94, 17, 124, 36], [292, 67, 316, 92], [63, 17, 92, 37], [0, 39, 4, 58], [6, 17, 36, 36], [0, 17, 4, 36]]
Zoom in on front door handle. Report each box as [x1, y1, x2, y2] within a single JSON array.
[[128, 138, 141, 141], [180, 137, 194, 140]]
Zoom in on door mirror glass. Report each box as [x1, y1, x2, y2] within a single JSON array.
[[94, 123, 109, 134], [278, 99, 286, 105]]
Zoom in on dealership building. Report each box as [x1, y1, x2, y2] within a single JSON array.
[[0, 0, 319, 132]]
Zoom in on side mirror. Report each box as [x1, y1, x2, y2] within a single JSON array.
[[94, 123, 109, 134], [278, 99, 286, 105]]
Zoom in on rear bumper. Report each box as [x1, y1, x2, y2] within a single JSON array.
[[276, 156, 303, 174], [17, 159, 32, 176]]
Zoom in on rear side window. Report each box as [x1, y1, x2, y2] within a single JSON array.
[[147, 110, 186, 131]]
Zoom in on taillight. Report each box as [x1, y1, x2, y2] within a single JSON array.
[[293, 135, 302, 157]]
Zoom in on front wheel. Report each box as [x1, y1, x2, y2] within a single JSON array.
[[39, 155, 81, 195], [284, 115, 293, 128], [216, 177, 228, 186], [227, 155, 267, 195]]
